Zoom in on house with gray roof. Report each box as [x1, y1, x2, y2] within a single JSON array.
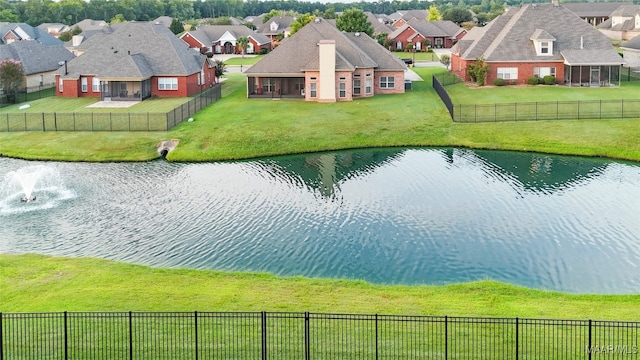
[[451, 1, 625, 87], [620, 36, 640, 67], [179, 25, 271, 54], [597, 4, 640, 40], [389, 10, 428, 28], [37, 23, 71, 38], [256, 16, 294, 43], [245, 18, 406, 102], [71, 19, 108, 32], [388, 18, 465, 50], [0, 41, 74, 92], [364, 12, 394, 35], [0, 23, 62, 46], [563, 2, 631, 26], [56, 22, 216, 101]]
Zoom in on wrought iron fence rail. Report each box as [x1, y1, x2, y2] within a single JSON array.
[[0, 84, 221, 132], [1, 311, 639, 359]]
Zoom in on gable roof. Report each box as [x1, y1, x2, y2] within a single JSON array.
[[389, 10, 428, 22], [452, 3, 624, 66], [621, 35, 640, 50], [389, 18, 463, 39], [182, 25, 271, 46], [256, 16, 294, 35], [364, 12, 394, 35], [0, 41, 74, 75], [57, 21, 207, 80], [563, 2, 631, 17], [71, 19, 108, 32], [245, 18, 405, 76], [0, 23, 62, 45]]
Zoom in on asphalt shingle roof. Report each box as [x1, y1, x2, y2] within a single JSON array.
[[453, 3, 624, 65], [0, 41, 74, 75], [563, 2, 631, 17], [0, 23, 62, 45], [57, 22, 206, 80], [186, 25, 271, 46], [246, 18, 405, 76]]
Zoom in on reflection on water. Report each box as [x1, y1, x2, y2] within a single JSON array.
[[0, 148, 638, 294]]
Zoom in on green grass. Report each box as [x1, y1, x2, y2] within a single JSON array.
[[0, 66, 638, 163], [223, 55, 264, 65], [0, 96, 190, 113], [1, 254, 639, 320]]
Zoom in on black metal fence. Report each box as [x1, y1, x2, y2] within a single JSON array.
[[1, 311, 638, 359], [0, 85, 56, 108], [432, 75, 454, 119], [0, 84, 221, 132], [453, 99, 640, 123]]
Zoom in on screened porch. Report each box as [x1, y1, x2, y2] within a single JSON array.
[[564, 65, 621, 87], [100, 79, 152, 101], [247, 77, 305, 99]]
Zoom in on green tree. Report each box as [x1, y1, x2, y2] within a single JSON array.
[[467, 57, 489, 86], [214, 59, 226, 82], [263, 9, 281, 23], [169, 18, 183, 34], [110, 13, 127, 24], [0, 60, 24, 102], [440, 54, 451, 69], [443, 8, 472, 25], [323, 7, 337, 20], [0, 9, 19, 23], [428, 5, 441, 21], [290, 13, 315, 36], [335, 8, 373, 36], [236, 36, 249, 58]]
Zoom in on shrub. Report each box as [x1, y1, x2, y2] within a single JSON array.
[[259, 48, 269, 55], [493, 78, 506, 86], [527, 76, 539, 85], [543, 75, 556, 85]]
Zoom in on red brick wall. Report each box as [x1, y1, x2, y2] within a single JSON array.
[[450, 55, 564, 85], [55, 75, 81, 98], [390, 27, 417, 50], [180, 33, 205, 49], [374, 70, 405, 95]]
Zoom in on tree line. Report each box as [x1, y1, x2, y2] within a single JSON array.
[[0, 0, 624, 28]]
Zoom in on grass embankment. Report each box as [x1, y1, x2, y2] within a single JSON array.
[[0, 67, 638, 162], [1, 254, 639, 320]]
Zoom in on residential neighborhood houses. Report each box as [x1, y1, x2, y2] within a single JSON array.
[[0, 23, 74, 93], [451, 1, 625, 87], [245, 18, 406, 102], [0, 0, 637, 106], [55, 22, 216, 100]]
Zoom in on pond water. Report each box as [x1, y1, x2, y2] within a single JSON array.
[[1, 148, 639, 294]]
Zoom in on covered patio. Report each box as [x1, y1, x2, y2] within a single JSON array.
[[100, 79, 152, 101], [247, 76, 305, 99], [564, 64, 622, 87]]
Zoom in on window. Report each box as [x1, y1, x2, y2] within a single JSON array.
[[294, 78, 304, 91], [339, 82, 346, 98], [310, 83, 317, 98], [534, 67, 556, 78], [365, 77, 372, 94], [81, 77, 88, 92], [380, 76, 395, 89], [353, 79, 361, 95], [39, 74, 43, 86], [541, 42, 549, 54], [158, 77, 178, 90], [497, 67, 518, 80], [261, 78, 275, 92], [58, 78, 63, 92], [396, 41, 403, 50], [92, 77, 100, 92]]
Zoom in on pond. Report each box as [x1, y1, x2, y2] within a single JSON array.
[[1, 148, 639, 294]]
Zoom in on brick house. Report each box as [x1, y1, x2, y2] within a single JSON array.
[[180, 25, 271, 55], [388, 18, 466, 50], [56, 22, 216, 100], [244, 18, 406, 102], [451, 1, 625, 87], [597, 4, 640, 41]]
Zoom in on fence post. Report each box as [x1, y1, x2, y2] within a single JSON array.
[[129, 311, 133, 360], [64, 311, 68, 360], [194, 311, 198, 360], [304, 312, 310, 360], [42, 113, 45, 131], [0, 312, 3, 360], [23, 113, 26, 131], [445, 316, 448, 360], [515, 317, 519, 360], [375, 314, 379, 360], [622, 99, 625, 118], [588, 319, 592, 360], [261, 311, 267, 360]]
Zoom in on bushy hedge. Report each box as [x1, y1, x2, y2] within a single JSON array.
[[527, 76, 539, 85], [493, 78, 506, 86], [543, 75, 556, 85]]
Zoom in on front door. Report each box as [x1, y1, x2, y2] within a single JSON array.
[[590, 66, 600, 87]]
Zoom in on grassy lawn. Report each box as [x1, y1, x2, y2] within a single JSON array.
[[0, 66, 638, 162], [0, 96, 190, 113], [223, 55, 264, 65], [447, 79, 640, 103], [2, 254, 639, 320]]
